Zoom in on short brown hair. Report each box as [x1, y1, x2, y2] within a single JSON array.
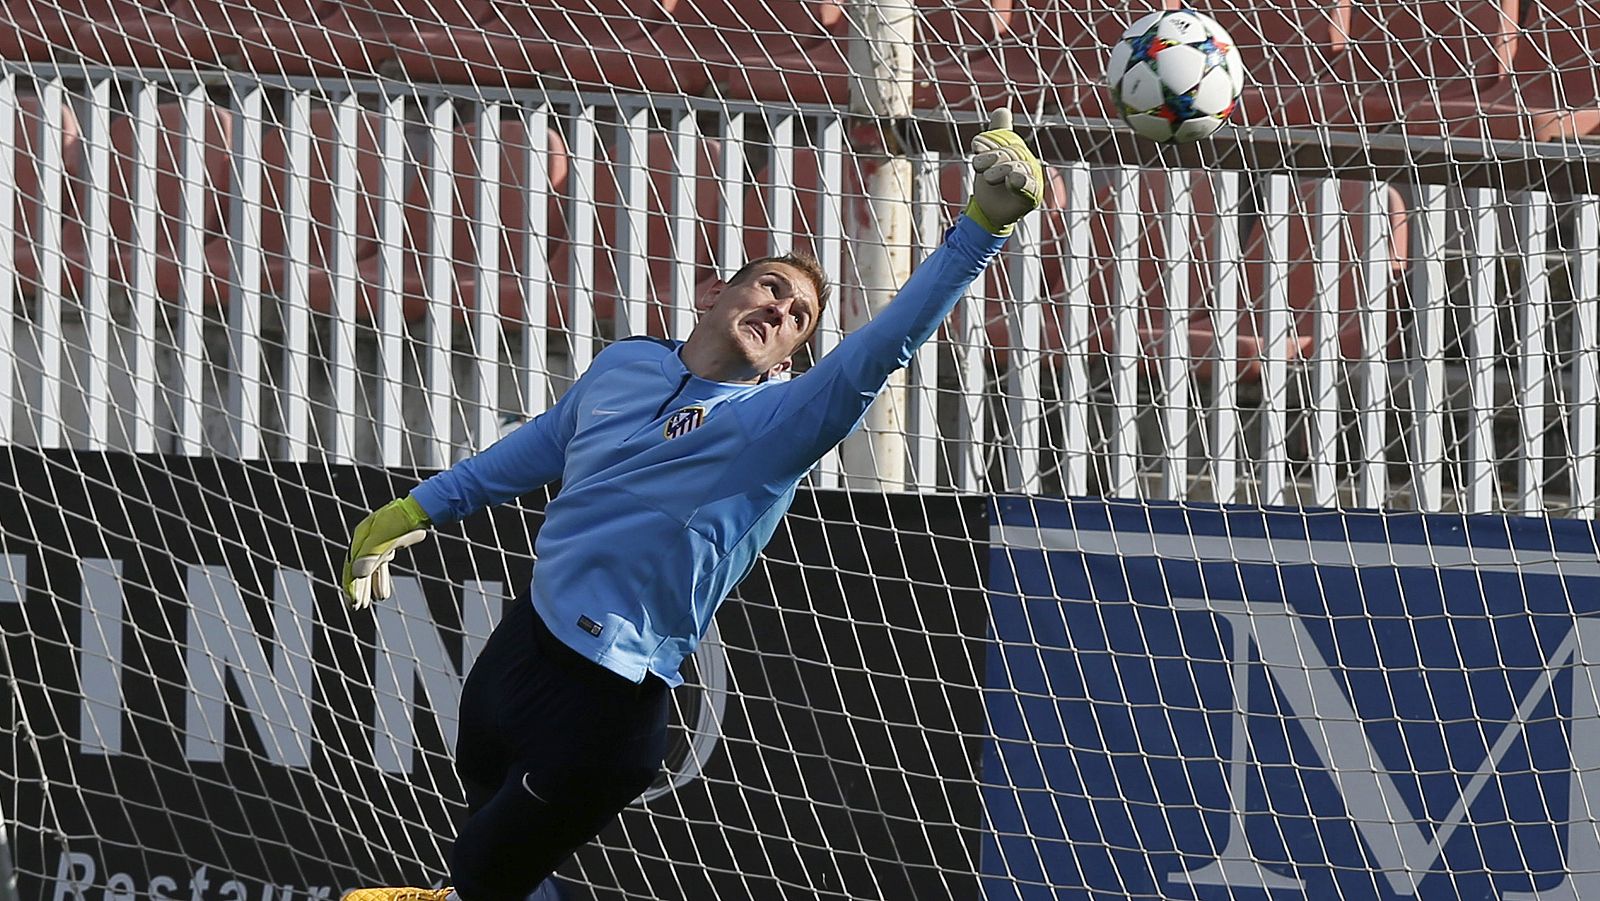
[[729, 252, 832, 340]]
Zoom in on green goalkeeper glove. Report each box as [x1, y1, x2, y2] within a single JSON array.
[[341, 495, 431, 610], [964, 109, 1044, 237]]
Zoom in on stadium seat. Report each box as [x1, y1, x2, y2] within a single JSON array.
[[914, 0, 1174, 116], [354, 117, 569, 324], [1242, 178, 1410, 362], [1289, 0, 1520, 131], [229, 1, 479, 78], [71, 0, 336, 68], [0, 0, 123, 61], [602, 0, 847, 95], [1201, 0, 1351, 128], [103, 101, 236, 305], [551, 131, 727, 338], [12, 94, 84, 296], [1425, 0, 1600, 141], [719, 0, 1014, 107], [385, 0, 677, 90]]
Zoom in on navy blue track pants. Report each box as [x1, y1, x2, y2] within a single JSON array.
[[450, 596, 671, 901]]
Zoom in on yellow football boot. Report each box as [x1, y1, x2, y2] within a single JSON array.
[[340, 888, 453, 901]]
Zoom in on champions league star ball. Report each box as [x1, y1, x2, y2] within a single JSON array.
[[1107, 9, 1245, 144]]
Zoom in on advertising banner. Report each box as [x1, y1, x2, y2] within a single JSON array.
[[986, 496, 1600, 900], [0, 449, 989, 901]]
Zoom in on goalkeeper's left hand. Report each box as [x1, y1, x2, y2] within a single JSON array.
[[341, 495, 431, 610], [964, 108, 1044, 237]]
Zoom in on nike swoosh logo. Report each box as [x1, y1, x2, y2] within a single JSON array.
[[592, 409, 620, 415]]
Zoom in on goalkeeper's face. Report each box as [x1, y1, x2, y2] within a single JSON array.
[[687, 262, 820, 382]]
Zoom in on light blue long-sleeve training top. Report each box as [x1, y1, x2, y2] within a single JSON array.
[[411, 216, 1007, 686]]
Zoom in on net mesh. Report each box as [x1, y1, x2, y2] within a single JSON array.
[[3, 0, 1600, 898]]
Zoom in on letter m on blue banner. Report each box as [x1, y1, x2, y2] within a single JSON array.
[[983, 497, 1600, 900]]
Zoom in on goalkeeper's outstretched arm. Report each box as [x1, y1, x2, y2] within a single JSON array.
[[734, 109, 1044, 470], [340, 381, 583, 609]]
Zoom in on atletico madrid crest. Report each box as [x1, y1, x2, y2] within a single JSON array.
[[663, 406, 706, 439]]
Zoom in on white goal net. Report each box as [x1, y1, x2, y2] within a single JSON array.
[[3, 0, 1600, 899]]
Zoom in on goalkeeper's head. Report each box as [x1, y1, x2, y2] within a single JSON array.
[[683, 252, 832, 383]]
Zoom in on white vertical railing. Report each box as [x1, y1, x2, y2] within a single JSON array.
[[423, 97, 454, 466], [568, 105, 599, 377], [374, 92, 406, 466], [1356, 181, 1391, 510], [10, 73, 1600, 517], [34, 78, 64, 450], [614, 104, 649, 339], [175, 85, 207, 457], [1002, 211, 1042, 493], [1160, 172, 1192, 497], [1210, 170, 1241, 506], [1308, 178, 1339, 508], [327, 93, 360, 464], [468, 102, 502, 448], [1258, 173, 1291, 507], [522, 104, 553, 419], [1464, 187, 1500, 514], [280, 90, 312, 462], [0, 76, 15, 448], [666, 110, 699, 342], [1411, 183, 1449, 512], [766, 112, 795, 258], [811, 116, 844, 489], [908, 151, 940, 490], [82, 78, 112, 451], [1109, 166, 1139, 496], [1573, 196, 1600, 517], [1059, 162, 1092, 497], [1516, 190, 1551, 513], [227, 83, 265, 460], [951, 161, 986, 492]]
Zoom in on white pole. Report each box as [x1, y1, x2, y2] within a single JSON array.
[[843, 0, 915, 490]]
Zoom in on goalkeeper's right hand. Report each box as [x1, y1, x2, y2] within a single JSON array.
[[341, 496, 431, 610], [964, 108, 1044, 237]]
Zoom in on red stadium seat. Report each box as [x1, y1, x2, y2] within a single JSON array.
[[386, 0, 677, 90], [1201, 0, 1351, 128], [604, 0, 847, 95], [73, 0, 242, 67], [0, 0, 124, 61], [1241, 178, 1409, 362], [915, 0, 1175, 115], [549, 132, 727, 337], [720, 0, 1014, 106], [1288, 0, 1520, 130], [1429, 0, 1600, 140], [12, 94, 84, 296], [231, 1, 482, 79], [354, 117, 570, 324]]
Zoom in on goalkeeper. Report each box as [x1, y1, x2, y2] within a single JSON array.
[[339, 110, 1042, 901]]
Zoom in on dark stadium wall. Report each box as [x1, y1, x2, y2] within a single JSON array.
[[0, 449, 991, 901]]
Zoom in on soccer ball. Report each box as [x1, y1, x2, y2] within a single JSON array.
[[1106, 9, 1245, 144]]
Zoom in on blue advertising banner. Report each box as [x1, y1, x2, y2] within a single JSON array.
[[984, 497, 1600, 900]]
